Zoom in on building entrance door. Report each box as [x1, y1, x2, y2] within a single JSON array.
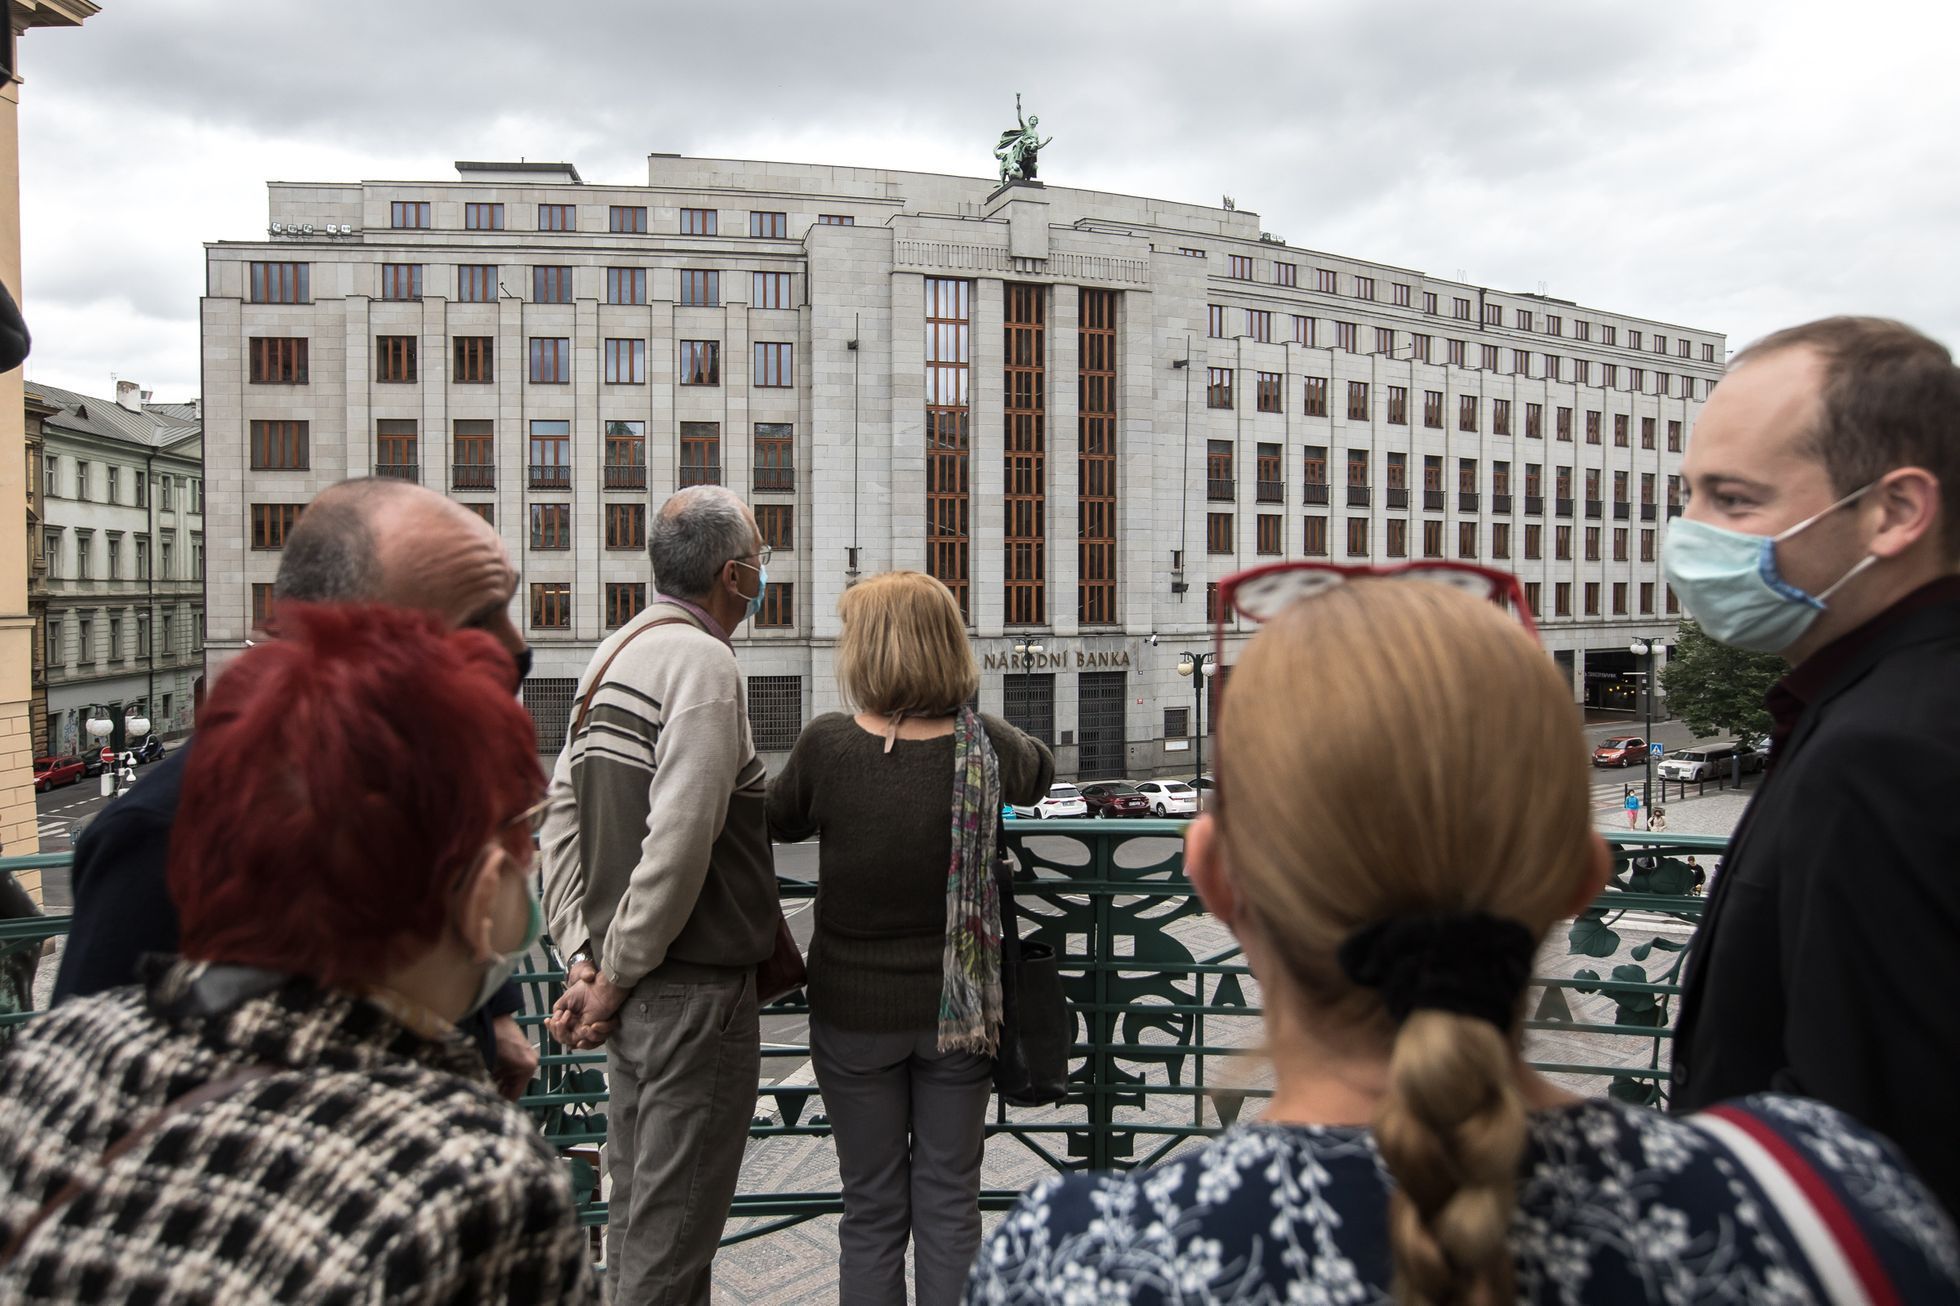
[[1078, 671, 1127, 778]]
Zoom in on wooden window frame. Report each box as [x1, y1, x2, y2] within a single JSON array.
[[754, 423, 795, 492], [679, 269, 721, 307], [604, 338, 647, 385], [604, 502, 646, 550], [538, 203, 577, 232], [605, 267, 647, 306], [530, 502, 572, 551], [532, 265, 574, 304], [1004, 283, 1046, 626], [453, 336, 494, 384], [752, 271, 791, 309], [679, 422, 722, 487], [464, 202, 504, 231], [375, 335, 417, 384], [609, 205, 648, 234], [249, 503, 301, 550], [679, 207, 717, 235], [753, 341, 794, 388], [679, 340, 720, 386], [528, 337, 571, 384], [249, 420, 309, 471], [248, 337, 309, 384], [379, 263, 423, 301], [926, 277, 973, 620], [605, 582, 647, 628], [457, 264, 497, 303], [1079, 289, 1120, 626], [530, 583, 572, 630], [749, 210, 788, 238]]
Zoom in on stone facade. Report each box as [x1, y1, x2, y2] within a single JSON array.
[[204, 155, 1720, 777]]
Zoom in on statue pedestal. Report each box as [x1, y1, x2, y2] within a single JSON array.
[[985, 180, 1051, 263], [985, 177, 1047, 207]]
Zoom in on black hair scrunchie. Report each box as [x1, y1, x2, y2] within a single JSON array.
[[1336, 911, 1537, 1030]]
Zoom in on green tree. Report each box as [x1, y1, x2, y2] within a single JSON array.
[[1659, 620, 1784, 740]]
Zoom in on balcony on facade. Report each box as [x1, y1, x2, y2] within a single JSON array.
[[1206, 478, 1234, 503], [604, 464, 647, 491], [1422, 490, 1443, 512], [453, 465, 494, 491], [1526, 494, 1545, 515], [1614, 502, 1631, 520], [1347, 485, 1370, 508], [1642, 503, 1657, 522], [374, 461, 419, 483], [1586, 499, 1604, 519], [1302, 483, 1328, 505], [1493, 494, 1513, 514], [1459, 492, 1480, 512], [1557, 497, 1576, 517], [530, 464, 572, 491], [1255, 480, 1283, 505], [1385, 487, 1409, 509]]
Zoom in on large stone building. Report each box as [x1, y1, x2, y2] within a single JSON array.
[[27, 380, 203, 757], [3, 0, 97, 879], [203, 155, 1720, 776]]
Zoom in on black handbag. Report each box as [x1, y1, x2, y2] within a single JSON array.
[[991, 818, 1071, 1107]]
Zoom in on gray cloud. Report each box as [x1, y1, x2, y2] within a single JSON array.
[[14, 0, 1959, 399]]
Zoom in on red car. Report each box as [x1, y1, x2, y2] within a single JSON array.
[[1591, 737, 1649, 767], [33, 755, 85, 791], [1079, 782, 1153, 818]]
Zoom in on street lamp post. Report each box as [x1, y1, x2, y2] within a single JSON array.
[[84, 710, 114, 798], [1175, 651, 1216, 792], [1010, 639, 1044, 746], [1630, 639, 1656, 815]]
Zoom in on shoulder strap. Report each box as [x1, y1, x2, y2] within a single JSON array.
[[569, 616, 694, 739], [1688, 1105, 1898, 1306], [0, 1064, 277, 1270]]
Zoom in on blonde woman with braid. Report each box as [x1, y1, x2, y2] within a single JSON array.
[[969, 568, 1959, 1304]]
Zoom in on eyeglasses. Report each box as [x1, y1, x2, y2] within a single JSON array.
[[1218, 560, 1538, 637], [735, 545, 773, 570], [1206, 560, 1539, 818], [503, 797, 549, 838]]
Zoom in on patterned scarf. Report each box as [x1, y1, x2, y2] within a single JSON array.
[[938, 707, 1005, 1054]]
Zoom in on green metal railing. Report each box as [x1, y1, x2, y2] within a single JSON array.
[[1, 825, 1723, 1244]]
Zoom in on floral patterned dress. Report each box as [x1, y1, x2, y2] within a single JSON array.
[[967, 1095, 1960, 1304]]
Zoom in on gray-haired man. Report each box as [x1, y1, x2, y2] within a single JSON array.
[[541, 486, 780, 1304]]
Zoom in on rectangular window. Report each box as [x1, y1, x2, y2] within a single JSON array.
[[680, 269, 721, 306], [604, 503, 645, 550], [1453, 297, 1472, 320], [390, 200, 429, 229], [1079, 287, 1119, 626], [1256, 514, 1282, 555], [375, 335, 417, 383], [1481, 344, 1500, 370], [1492, 399, 1511, 437], [1293, 315, 1313, 345], [250, 420, 308, 470], [1336, 321, 1358, 352], [1555, 583, 1572, 617], [250, 503, 301, 550], [531, 503, 571, 550], [1614, 414, 1630, 447], [817, 213, 854, 226], [457, 264, 497, 302], [1275, 261, 1297, 287], [606, 583, 647, 628], [453, 420, 495, 490], [1247, 310, 1272, 342], [533, 265, 574, 303], [1347, 381, 1370, 421], [1386, 385, 1408, 425], [1004, 282, 1046, 626], [754, 423, 795, 491], [1303, 514, 1328, 556], [1586, 410, 1602, 444], [609, 205, 648, 234], [1525, 402, 1543, 440], [1423, 291, 1439, 314], [1208, 304, 1227, 338], [751, 270, 793, 309], [453, 335, 494, 383], [529, 337, 570, 383], [1556, 525, 1573, 560], [1614, 527, 1629, 562], [1353, 276, 1375, 300], [680, 207, 717, 236], [748, 675, 804, 749], [604, 338, 646, 384], [246, 264, 307, 305], [1641, 416, 1657, 450], [604, 420, 646, 490], [530, 583, 571, 630], [464, 202, 504, 230], [1206, 440, 1235, 501], [679, 422, 722, 486], [1575, 360, 1591, 385], [529, 419, 571, 488], [1206, 512, 1234, 555], [1513, 348, 1533, 376], [1256, 371, 1282, 413], [1492, 522, 1511, 560], [1485, 303, 1503, 325], [1458, 522, 1478, 559], [1316, 268, 1340, 293], [1255, 443, 1283, 503], [1347, 517, 1369, 557], [1392, 282, 1412, 308], [1458, 395, 1478, 432], [753, 341, 794, 387], [1412, 333, 1432, 362], [926, 278, 973, 619], [1585, 582, 1601, 616], [1229, 254, 1253, 280], [749, 210, 787, 238], [1544, 354, 1562, 381], [1423, 390, 1444, 429], [375, 419, 418, 480], [1602, 364, 1619, 389], [1303, 445, 1328, 495], [679, 340, 720, 385], [1667, 420, 1683, 453], [606, 267, 647, 305], [537, 203, 576, 232], [1585, 526, 1601, 561], [380, 263, 422, 300], [1375, 327, 1395, 355], [1525, 524, 1542, 559], [1423, 519, 1445, 559], [1347, 448, 1370, 488], [248, 337, 309, 384], [756, 502, 794, 552], [1640, 582, 1654, 613], [1448, 339, 1466, 367], [1207, 367, 1234, 409], [1386, 517, 1409, 558], [1304, 376, 1328, 417]]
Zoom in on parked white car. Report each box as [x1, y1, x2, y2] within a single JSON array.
[[1657, 742, 1764, 782], [1133, 780, 1199, 817], [1012, 783, 1089, 820]]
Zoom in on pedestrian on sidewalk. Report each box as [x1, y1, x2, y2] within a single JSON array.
[[1622, 789, 1642, 828], [768, 571, 1052, 1306], [1670, 316, 1960, 1218], [1646, 805, 1668, 832], [541, 486, 781, 1305]]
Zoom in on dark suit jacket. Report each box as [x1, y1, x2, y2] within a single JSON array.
[[1673, 594, 1960, 1216], [51, 742, 521, 1067]]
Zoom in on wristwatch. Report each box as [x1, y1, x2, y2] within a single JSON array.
[[568, 950, 591, 970]]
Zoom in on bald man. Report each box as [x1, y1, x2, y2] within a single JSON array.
[[51, 480, 539, 1097]]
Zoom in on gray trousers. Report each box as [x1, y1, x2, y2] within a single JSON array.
[[606, 968, 759, 1305], [810, 1019, 993, 1306]]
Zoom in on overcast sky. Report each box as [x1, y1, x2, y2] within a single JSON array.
[[14, 0, 1959, 401]]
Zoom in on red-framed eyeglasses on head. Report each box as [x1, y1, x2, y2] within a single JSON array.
[[1217, 560, 1540, 640]]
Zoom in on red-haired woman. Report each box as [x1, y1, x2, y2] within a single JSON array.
[[0, 604, 596, 1303]]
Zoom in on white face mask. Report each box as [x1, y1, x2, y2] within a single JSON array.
[[1661, 481, 1880, 653]]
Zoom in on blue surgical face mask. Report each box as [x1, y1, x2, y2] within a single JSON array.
[[735, 560, 768, 622], [1661, 481, 1880, 654]]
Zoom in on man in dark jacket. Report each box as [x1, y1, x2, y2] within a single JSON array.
[[1669, 317, 1960, 1216], [52, 479, 539, 1096]]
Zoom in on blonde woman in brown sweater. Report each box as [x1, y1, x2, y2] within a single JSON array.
[[769, 571, 1052, 1306]]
